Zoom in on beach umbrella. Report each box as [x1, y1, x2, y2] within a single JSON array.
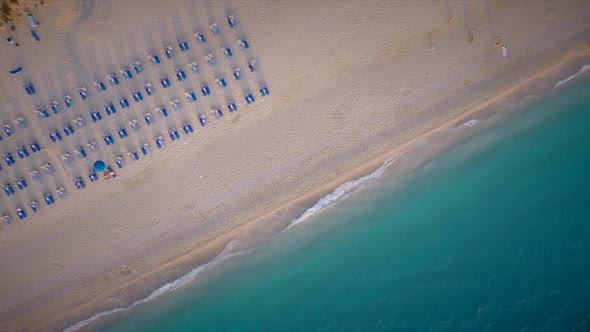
[[93, 160, 106, 172]]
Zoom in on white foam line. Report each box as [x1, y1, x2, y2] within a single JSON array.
[[554, 64, 590, 89], [286, 151, 405, 230], [63, 243, 243, 332], [65, 152, 406, 332], [460, 119, 478, 127]]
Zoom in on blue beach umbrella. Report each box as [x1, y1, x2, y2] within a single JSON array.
[[93, 160, 106, 172]]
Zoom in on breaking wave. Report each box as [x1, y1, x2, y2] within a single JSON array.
[[65, 152, 407, 332], [286, 151, 405, 230], [554, 64, 590, 89]]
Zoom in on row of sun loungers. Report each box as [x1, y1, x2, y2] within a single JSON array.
[[30, 71, 266, 122], [2, 14, 263, 224]]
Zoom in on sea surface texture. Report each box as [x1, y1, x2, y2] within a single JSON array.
[[98, 77, 590, 331]]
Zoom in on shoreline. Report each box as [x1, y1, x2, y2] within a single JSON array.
[[49, 46, 590, 332]]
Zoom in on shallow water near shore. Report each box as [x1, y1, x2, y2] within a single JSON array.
[[91, 76, 590, 331]]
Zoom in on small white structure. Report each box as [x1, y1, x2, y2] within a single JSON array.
[[502, 46, 510, 57]]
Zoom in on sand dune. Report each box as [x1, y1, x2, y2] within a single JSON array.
[[0, 0, 589, 330]]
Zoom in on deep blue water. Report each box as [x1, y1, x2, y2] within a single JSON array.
[[96, 76, 590, 332]]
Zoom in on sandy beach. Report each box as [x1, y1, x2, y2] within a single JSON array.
[[1, 0, 589, 331]]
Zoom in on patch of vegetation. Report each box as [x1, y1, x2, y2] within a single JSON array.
[[9, 0, 18, 6]]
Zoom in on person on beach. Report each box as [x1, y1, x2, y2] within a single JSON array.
[[7, 38, 19, 46]]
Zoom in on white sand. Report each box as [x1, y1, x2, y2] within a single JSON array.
[[0, 0, 589, 330]]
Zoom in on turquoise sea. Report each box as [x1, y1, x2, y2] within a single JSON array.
[[92, 75, 590, 332]]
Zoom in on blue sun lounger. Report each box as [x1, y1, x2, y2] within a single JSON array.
[[217, 77, 227, 87], [212, 108, 223, 119], [75, 177, 85, 189], [155, 136, 165, 149], [132, 89, 143, 102], [36, 107, 49, 119], [63, 123, 75, 136], [144, 82, 154, 96], [119, 96, 130, 108], [233, 67, 241, 80], [182, 122, 193, 134], [149, 52, 160, 64], [29, 200, 40, 213], [76, 146, 87, 159], [115, 155, 124, 168], [90, 109, 102, 122], [3, 153, 15, 166], [227, 15, 235, 28], [63, 94, 73, 107], [227, 101, 238, 112], [144, 112, 153, 125], [129, 150, 139, 160], [50, 100, 60, 114], [120, 66, 133, 79], [133, 60, 143, 74], [23, 82, 36, 95], [117, 127, 128, 138], [239, 38, 249, 49], [43, 193, 55, 205], [198, 114, 208, 127], [4, 183, 15, 196], [156, 106, 168, 117], [260, 85, 270, 96], [245, 92, 255, 104], [178, 39, 190, 51], [168, 129, 180, 141], [248, 59, 257, 72], [201, 84, 210, 96], [15, 177, 27, 189], [3, 125, 13, 137], [47, 131, 57, 142], [104, 102, 116, 115], [94, 79, 106, 91], [160, 75, 171, 88], [16, 208, 27, 219], [186, 90, 197, 102], [194, 32, 206, 43], [29, 140, 40, 152], [141, 142, 151, 155], [88, 170, 98, 182], [16, 146, 29, 159], [164, 45, 174, 59], [78, 87, 88, 99], [175, 68, 187, 81], [222, 47, 233, 57], [14, 177, 29, 190], [103, 133, 115, 145], [107, 72, 120, 85]]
